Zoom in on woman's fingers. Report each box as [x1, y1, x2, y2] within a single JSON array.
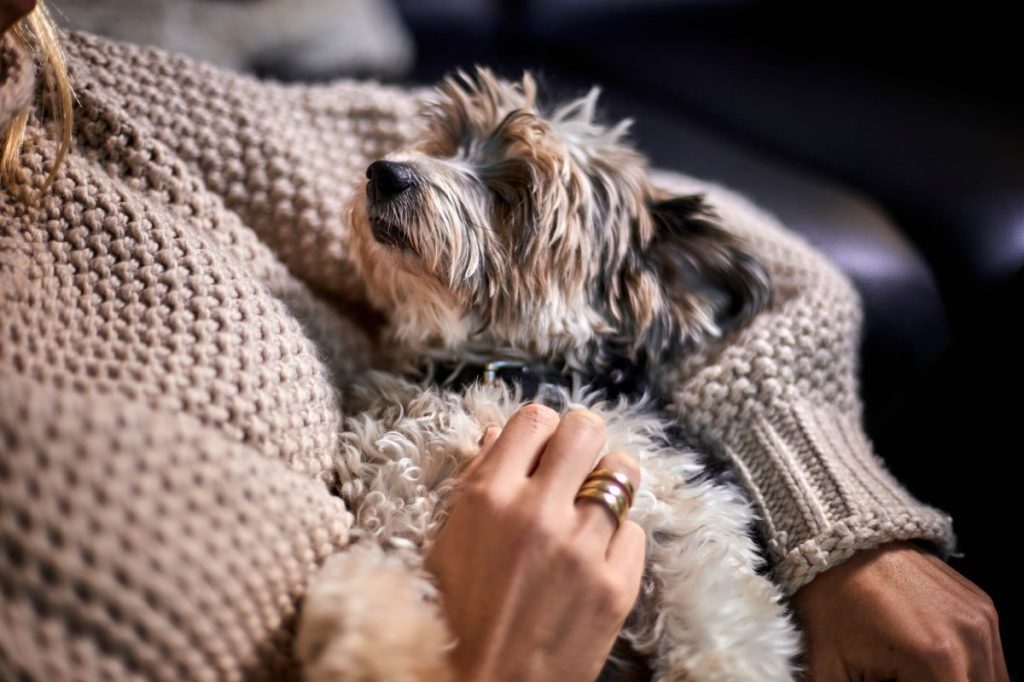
[[457, 425, 502, 481], [480, 425, 501, 451], [914, 553, 1008, 681], [460, 407, 648, 573], [530, 408, 607, 500], [463, 407, 639, 536], [604, 520, 646, 610], [467, 403, 560, 487], [470, 405, 611, 508], [990, 618, 1011, 682]]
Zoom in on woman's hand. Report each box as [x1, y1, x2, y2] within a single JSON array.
[[1, 0, 34, 36], [424, 405, 645, 682], [791, 541, 1009, 681]]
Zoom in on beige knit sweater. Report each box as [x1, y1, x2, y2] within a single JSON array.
[[0, 31, 956, 680]]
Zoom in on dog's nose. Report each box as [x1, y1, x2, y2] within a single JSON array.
[[366, 160, 415, 201]]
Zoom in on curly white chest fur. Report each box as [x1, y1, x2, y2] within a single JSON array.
[[326, 371, 800, 680]]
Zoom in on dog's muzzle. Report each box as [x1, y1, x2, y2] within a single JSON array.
[[370, 218, 414, 251], [366, 160, 416, 251]]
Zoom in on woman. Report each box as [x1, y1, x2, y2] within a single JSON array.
[[0, 2, 1007, 680]]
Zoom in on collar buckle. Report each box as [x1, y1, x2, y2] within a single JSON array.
[[482, 359, 527, 384]]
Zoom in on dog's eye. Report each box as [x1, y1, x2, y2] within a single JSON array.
[[488, 184, 514, 205]]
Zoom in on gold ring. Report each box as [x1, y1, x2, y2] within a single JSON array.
[[574, 468, 635, 528], [579, 468, 635, 505]]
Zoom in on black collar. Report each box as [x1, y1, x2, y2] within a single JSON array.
[[420, 352, 719, 486], [422, 353, 652, 405]]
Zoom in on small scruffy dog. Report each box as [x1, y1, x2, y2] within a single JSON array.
[[299, 69, 802, 681]]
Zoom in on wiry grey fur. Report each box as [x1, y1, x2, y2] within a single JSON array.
[[300, 69, 802, 681], [349, 69, 773, 370]]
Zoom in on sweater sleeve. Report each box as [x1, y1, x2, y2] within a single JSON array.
[[0, 374, 454, 682], [649, 170, 958, 597]]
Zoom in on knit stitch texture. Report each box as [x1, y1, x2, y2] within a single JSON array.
[[1, 31, 957, 679]]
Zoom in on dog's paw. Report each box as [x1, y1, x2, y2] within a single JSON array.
[[295, 543, 455, 682]]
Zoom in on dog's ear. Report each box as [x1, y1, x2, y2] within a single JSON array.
[[637, 194, 773, 352]]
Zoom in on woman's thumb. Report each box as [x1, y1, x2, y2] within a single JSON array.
[[458, 425, 502, 482]]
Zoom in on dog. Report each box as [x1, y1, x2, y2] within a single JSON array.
[[300, 69, 802, 681]]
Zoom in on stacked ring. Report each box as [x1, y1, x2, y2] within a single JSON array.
[[574, 467, 636, 528]]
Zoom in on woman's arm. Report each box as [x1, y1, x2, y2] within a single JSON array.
[[0, 374, 370, 680], [650, 169, 956, 594], [651, 170, 1008, 680]]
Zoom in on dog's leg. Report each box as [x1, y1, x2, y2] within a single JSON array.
[[297, 540, 458, 682], [298, 375, 507, 682]]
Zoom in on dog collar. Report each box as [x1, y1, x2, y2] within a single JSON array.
[[423, 354, 650, 404], [426, 358, 582, 400]]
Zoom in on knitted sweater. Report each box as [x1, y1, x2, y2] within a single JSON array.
[[0, 31, 956, 681]]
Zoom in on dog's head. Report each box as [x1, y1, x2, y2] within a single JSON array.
[[349, 68, 772, 367]]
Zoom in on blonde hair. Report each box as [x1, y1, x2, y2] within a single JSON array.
[[1, 1, 73, 192]]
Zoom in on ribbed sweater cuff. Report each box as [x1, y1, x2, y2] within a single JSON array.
[[720, 400, 958, 597]]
